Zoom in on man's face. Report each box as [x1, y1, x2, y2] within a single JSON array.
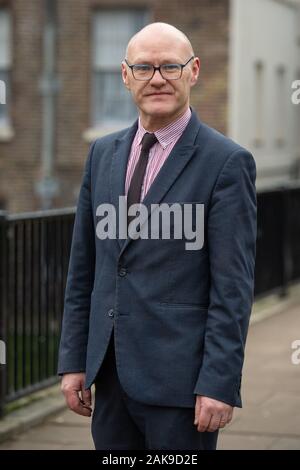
[[122, 36, 200, 124]]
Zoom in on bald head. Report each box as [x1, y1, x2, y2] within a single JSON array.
[[126, 22, 194, 62]]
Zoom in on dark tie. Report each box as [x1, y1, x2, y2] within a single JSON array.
[[127, 132, 158, 227]]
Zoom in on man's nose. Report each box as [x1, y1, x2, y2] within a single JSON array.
[[149, 68, 166, 85]]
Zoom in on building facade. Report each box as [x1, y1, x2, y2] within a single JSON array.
[[0, 0, 299, 212], [229, 0, 300, 190]]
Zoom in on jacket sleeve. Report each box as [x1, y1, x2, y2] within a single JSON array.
[[193, 148, 257, 407], [57, 141, 96, 375]]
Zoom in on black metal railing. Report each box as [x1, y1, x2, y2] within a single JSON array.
[[255, 186, 300, 296], [0, 208, 75, 417], [0, 186, 300, 417]]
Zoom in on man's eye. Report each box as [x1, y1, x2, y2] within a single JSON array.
[[134, 65, 152, 72], [162, 64, 180, 72]]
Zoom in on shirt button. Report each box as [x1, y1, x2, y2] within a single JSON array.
[[118, 267, 127, 277], [108, 309, 114, 317]]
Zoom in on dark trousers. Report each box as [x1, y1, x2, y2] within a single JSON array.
[[91, 333, 219, 450]]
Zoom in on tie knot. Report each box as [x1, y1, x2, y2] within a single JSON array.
[[141, 132, 158, 153]]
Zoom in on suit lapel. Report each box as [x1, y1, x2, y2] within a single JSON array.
[[110, 120, 138, 249]]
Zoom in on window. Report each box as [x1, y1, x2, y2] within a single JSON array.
[[92, 10, 148, 128], [0, 9, 11, 127]]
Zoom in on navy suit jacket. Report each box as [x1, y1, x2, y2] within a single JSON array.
[[57, 109, 257, 408]]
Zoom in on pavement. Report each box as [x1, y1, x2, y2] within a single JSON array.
[[0, 293, 300, 450]]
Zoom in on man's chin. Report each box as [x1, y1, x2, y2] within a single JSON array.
[[142, 103, 177, 118]]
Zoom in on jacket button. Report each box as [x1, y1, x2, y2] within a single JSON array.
[[108, 308, 114, 317], [118, 267, 127, 277]]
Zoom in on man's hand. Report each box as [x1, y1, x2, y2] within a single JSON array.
[[194, 395, 233, 432], [61, 373, 92, 417]]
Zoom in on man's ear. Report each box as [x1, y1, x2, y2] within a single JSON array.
[[122, 62, 131, 90], [190, 57, 200, 87]]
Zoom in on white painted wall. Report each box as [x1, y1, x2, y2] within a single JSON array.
[[229, 0, 300, 190]]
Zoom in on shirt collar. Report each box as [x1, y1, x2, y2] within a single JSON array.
[[136, 107, 192, 149]]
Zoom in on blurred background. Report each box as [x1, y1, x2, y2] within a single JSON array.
[[0, 0, 300, 450]]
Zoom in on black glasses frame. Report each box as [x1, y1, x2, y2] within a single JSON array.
[[124, 56, 195, 81]]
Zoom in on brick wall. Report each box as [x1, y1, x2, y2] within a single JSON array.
[[0, 0, 230, 212], [0, 0, 43, 212]]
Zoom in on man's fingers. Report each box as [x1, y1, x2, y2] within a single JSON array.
[[76, 404, 92, 417], [65, 390, 92, 417], [194, 397, 201, 425], [218, 414, 227, 429], [197, 408, 212, 432], [67, 390, 81, 410], [226, 409, 233, 424], [81, 387, 92, 407], [207, 414, 222, 432]]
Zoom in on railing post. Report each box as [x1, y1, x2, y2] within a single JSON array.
[[279, 187, 291, 298], [0, 211, 8, 418]]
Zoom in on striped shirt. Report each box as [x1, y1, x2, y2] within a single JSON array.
[[125, 107, 192, 201]]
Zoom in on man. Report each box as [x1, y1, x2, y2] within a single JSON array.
[[58, 22, 257, 450]]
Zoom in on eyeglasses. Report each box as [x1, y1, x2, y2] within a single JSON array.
[[124, 56, 194, 81]]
